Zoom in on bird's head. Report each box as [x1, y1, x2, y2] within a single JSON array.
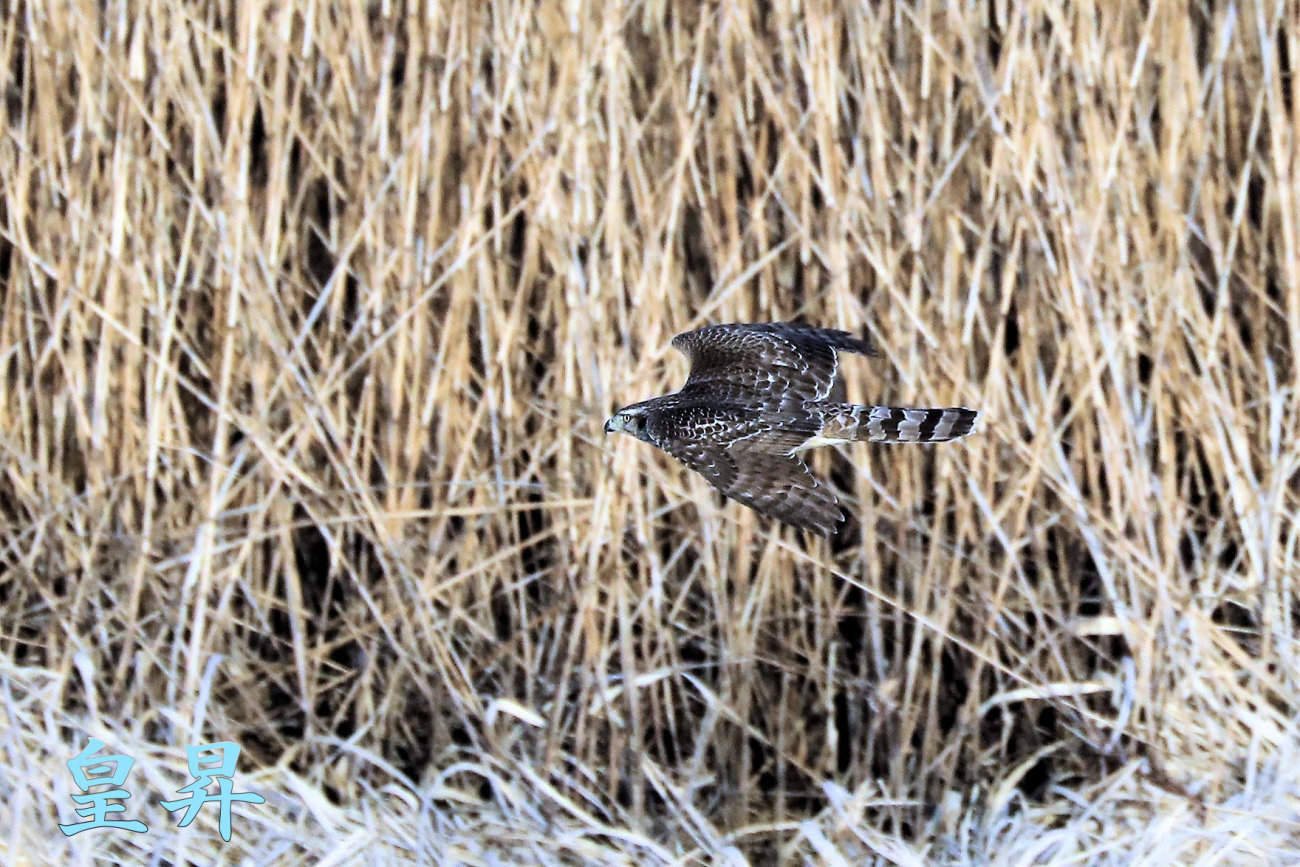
[[604, 405, 651, 441]]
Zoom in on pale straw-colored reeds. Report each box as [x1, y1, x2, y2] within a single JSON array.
[[1, 0, 1298, 862]]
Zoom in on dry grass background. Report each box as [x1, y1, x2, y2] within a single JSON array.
[[1, 0, 1298, 863]]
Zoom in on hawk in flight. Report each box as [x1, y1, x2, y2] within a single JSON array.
[[605, 322, 978, 535]]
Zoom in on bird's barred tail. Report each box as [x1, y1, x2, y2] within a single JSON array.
[[821, 404, 978, 444]]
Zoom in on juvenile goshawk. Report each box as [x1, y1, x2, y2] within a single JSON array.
[[605, 322, 978, 534]]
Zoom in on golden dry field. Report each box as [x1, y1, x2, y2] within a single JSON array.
[[2, 0, 1299, 863]]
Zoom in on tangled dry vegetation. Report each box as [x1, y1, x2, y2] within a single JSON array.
[[2, 0, 1299, 863]]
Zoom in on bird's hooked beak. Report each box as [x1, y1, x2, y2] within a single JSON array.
[[606, 409, 640, 435], [606, 407, 644, 437]]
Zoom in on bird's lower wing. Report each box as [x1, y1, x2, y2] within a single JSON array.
[[666, 437, 844, 535]]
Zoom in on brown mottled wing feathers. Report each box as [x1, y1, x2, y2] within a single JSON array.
[[664, 430, 844, 536], [672, 322, 875, 403], [718, 444, 843, 535], [660, 441, 738, 491]]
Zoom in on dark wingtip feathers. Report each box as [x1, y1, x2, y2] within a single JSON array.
[[778, 321, 878, 357], [775, 505, 843, 536], [673, 321, 878, 358]]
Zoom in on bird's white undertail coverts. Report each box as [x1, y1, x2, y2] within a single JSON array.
[[605, 322, 979, 534]]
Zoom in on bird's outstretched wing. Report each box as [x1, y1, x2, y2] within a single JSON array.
[[662, 430, 844, 535], [671, 322, 876, 403]]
